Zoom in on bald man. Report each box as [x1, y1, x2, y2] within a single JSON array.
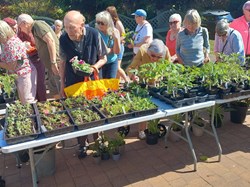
[[59, 10, 107, 158]]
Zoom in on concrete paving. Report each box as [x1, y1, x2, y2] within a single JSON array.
[[1, 111, 250, 187]]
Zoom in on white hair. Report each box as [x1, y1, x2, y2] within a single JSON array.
[[54, 19, 63, 26], [169, 13, 182, 23], [95, 11, 114, 36], [17, 14, 34, 25]]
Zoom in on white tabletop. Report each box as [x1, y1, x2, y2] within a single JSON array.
[[0, 99, 216, 153]]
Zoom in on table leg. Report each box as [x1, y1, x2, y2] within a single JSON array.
[[28, 148, 38, 187], [210, 105, 222, 161], [184, 112, 197, 171]]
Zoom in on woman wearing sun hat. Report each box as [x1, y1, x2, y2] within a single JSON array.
[[165, 13, 183, 62], [127, 9, 153, 55]]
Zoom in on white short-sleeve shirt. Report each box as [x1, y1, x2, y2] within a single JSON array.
[[133, 22, 153, 54]]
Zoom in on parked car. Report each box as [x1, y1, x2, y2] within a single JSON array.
[[201, 10, 234, 39]]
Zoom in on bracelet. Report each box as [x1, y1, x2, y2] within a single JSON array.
[[91, 66, 99, 73], [51, 61, 57, 64]]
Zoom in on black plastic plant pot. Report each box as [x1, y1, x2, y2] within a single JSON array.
[[214, 117, 222, 128], [73, 66, 91, 77], [101, 152, 110, 160], [206, 87, 219, 95], [145, 131, 159, 145], [184, 92, 196, 98], [230, 102, 248, 124], [148, 86, 160, 93]]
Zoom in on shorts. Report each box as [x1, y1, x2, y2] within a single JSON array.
[[117, 44, 124, 60]]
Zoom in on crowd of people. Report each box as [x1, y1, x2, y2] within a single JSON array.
[[0, 1, 250, 157]]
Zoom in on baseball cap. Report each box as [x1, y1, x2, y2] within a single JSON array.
[[3, 17, 17, 27], [131, 9, 147, 17], [243, 1, 250, 9]]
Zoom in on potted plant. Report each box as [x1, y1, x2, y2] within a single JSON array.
[[208, 104, 224, 128], [97, 133, 110, 160], [92, 139, 101, 164], [230, 99, 249, 124], [0, 74, 17, 103], [191, 112, 206, 137], [169, 114, 183, 142], [145, 119, 160, 145]]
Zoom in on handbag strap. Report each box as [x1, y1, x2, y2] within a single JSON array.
[[221, 30, 234, 53], [84, 68, 99, 82]]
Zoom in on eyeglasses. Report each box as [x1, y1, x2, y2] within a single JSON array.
[[96, 21, 105, 26], [244, 9, 250, 12], [169, 21, 179, 25], [150, 53, 163, 59], [218, 33, 227, 37]]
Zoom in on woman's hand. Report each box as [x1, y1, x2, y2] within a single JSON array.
[[6, 61, 17, 71], [112, 29, 120, 41]]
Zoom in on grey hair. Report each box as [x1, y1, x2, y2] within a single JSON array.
[[17, 14, 34, 25], [169, 13, 182, 23], [147, 39, 166, 58], [54, 20, 63, 26], [243, 1, 250, 10], [183, 9, 201, 28], [95, 11, 114, 36], [0, 20, 15, 42], [215, 19, 229, 36]]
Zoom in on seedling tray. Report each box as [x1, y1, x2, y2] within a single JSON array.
[[133, 106, 158, 117], [39, 111, 75, 137], [69, 106, 106, 130], [4, 116, 41, 145]]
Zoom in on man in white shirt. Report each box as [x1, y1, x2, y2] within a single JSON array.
[[128, 9, 153, 54]]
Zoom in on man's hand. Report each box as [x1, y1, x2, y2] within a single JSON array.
[[51, 63, 59, 75]]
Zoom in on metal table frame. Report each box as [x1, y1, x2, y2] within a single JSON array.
[[163, 102, 221, 171], [0, 99, 221, 187]]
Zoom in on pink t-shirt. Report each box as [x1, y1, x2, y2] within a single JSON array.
[[230, 16, 250, 55], [0, 35, 31, 76]]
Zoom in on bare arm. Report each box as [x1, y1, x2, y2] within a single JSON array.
[[59, 59, 66, 97], [112, 28, 121, 54]]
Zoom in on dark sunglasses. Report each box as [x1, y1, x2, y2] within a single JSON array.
[[245, 9, 250, 12], [169, 21, 179, 25], [218, 33, 227, 37], [96, 21, 105, 26]]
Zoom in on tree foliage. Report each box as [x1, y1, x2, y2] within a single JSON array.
[[0, 0, 245, 21]]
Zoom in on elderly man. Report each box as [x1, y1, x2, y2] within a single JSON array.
[[60, 10, 107, 158], [215, 19, 245, 65], [17, 14, 60, 98], [230, 1, 250, 65]]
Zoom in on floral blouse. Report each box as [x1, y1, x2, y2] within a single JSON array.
[[0, 35, 31, 76]]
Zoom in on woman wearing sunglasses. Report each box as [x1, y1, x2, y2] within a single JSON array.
[[126, 39, 170, 139], [165, 13, 183, 63], [95, 11, 120, 78], [214, 19, 245, 65]]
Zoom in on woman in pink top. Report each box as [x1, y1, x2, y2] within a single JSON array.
[[0, 20, 37, 104], [165, 13, 183, 62]]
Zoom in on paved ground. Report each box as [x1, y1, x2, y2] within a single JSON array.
[[1, 110, 250, 187]]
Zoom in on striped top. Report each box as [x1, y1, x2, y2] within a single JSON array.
[[176, 27, 210, 67]]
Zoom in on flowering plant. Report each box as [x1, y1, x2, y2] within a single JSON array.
[[70, 56, 92, 75], [122, 28, 134, 45]]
